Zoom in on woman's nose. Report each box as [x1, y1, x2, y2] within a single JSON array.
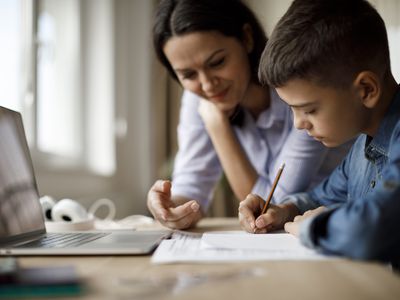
[[199, 72, 217, 93]]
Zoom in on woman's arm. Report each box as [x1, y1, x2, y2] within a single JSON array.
[[171, 91, 223, 210], [198, 100, 258, 201]]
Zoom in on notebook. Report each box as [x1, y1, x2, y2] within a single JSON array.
[[0, 106, 170, 255]]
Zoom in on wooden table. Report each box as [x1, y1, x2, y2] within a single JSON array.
[[18, 218, 400, 300]]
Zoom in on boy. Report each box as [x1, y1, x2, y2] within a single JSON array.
[[238, 0, 400, 265]]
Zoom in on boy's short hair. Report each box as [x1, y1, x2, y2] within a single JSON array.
[[259, 0, 391, 88]]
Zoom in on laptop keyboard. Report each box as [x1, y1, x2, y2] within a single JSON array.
[[17, 232, 109, 248]]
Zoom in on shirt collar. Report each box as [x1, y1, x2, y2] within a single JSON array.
[[256, 88, 287, 129], [365, 84, 400, 158]]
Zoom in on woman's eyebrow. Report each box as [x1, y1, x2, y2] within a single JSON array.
[[174, 49, 225, 73], [204, 49, 225, 64]]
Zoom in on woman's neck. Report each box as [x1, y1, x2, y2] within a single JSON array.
[[242, 83, 271, 119]]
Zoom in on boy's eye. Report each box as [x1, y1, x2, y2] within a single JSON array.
[[209, 57, 225, 68], [304, 109, 316, 115]]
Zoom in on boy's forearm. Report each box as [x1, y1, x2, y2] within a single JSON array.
[[280, 192, 321, 214]]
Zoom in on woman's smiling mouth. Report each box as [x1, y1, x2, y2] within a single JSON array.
[[208, 87, 229, 102]]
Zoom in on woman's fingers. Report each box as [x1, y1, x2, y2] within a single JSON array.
[[163, 200, 200, 222], [160, 201, 202, 229], [147, 180, 173, 221]]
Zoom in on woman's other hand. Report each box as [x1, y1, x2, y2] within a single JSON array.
[[147, 180, 202, 229]]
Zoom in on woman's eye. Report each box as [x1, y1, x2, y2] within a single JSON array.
[[209, 58, 225, 68], [181, 72, 196, 80]]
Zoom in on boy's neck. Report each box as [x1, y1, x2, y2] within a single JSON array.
[[366, 74, 398, 137]]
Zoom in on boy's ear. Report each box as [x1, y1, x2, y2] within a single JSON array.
[[353, 71, 381, 109], [242, 24, 254, 53]]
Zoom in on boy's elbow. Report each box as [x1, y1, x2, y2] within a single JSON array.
[[313, 208, 398, 262], [317, 221, 383, 260], [326, 227, 386, 261], [346, 244, 379, 261], [344, 233, 398, 262]]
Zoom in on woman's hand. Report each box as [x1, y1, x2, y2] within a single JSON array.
[[197, 99, 230, 131], [147, 180, 203, 229]]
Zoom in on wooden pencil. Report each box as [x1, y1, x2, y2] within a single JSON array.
[[261, 163, 285, 215]]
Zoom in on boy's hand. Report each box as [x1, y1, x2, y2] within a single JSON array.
[[147, 180, 202, 229], [284, 206, 327, 237], [239, 194, 299, 234], [238, 194, 262, 233]]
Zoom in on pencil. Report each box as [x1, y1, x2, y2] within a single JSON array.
[[261, 163, 285, 215]]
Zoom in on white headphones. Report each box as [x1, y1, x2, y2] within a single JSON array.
[[39, 196, 116, 223], [40, 195, 156, 231]]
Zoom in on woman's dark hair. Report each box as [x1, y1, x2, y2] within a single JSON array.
[[153, 0, 267, 83]]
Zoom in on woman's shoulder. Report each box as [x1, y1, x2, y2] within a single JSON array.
[[181, 90, 200, 104], [179, 90, 203, 124]]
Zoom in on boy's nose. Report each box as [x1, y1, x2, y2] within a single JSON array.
[[294, 115, 311, 130]]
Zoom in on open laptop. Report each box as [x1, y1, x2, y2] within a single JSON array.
[[0, 106, 170, 255]]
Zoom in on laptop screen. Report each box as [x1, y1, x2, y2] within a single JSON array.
[[0, 106, 45, 241]]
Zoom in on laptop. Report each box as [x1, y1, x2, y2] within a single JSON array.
[[0, 106, 171, 255]]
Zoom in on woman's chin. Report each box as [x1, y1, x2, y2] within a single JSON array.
[[217, 104, 238, 117]]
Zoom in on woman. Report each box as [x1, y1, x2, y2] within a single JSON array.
[[147, 0, 351, 229]]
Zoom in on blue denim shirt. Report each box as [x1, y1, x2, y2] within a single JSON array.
[[281, 86, 400, 264]]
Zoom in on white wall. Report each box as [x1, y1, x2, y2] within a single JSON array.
[[245, 0, 292, 36], [35, 0, 163, 217], [113, 0, 168, 216]]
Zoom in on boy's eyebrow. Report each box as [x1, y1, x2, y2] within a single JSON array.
[[288, 102, 315, 108], [174, 49, 225, 73]]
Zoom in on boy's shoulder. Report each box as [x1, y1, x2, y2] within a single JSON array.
[[386, 93, 400, 159], [346, 90, 400, 163], [373, 87, 400, 153], [390, 116, 400, 145], [387, 89, 400, 144]]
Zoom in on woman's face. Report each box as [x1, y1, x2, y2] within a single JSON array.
[[163, 30, 253, 114]]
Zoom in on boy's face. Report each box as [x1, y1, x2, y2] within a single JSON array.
[[276, 79, 369, 147]]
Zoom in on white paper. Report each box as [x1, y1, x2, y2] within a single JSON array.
[[202, 231, 304, 250], [151, 230, 331, 264]]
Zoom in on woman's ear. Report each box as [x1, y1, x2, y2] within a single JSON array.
[[242, 24, 254, 53], [353, 71, 381, 109]]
